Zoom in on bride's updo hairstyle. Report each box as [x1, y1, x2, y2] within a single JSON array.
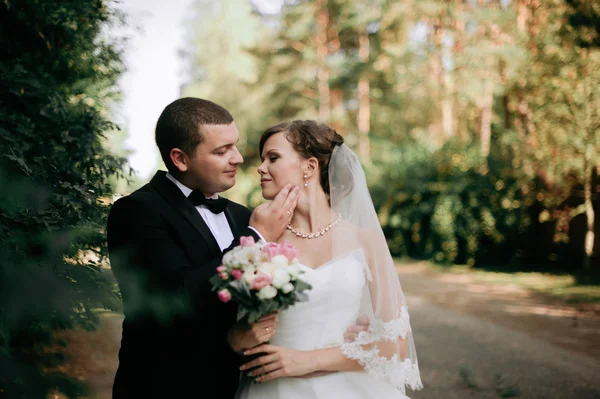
[[259, 120, 344, 196]]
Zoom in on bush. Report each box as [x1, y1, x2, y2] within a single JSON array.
[[369, 136, 534, 267], [0, 0, 128, 396]]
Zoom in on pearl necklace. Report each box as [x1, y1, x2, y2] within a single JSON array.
[[286, 213, 342, 239]]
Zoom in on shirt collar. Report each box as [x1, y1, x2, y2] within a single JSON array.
[[165, 172, 218, 200]]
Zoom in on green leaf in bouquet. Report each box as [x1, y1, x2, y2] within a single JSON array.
[[295, 291, 309, 302], [260, 300, 278, 315], [247, 310, 262, 324], [229, 280, 254, 308], [293, 279, 312, 292], [247, 299, 277, 323], [209, 274, 225, 290], [230, 279, 250, 295], [278, 295, 291, 307]]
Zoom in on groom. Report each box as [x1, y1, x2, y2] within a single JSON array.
[[106, 97, 299, 398]]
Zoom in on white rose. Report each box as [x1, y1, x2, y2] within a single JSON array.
[[270, 254, 289, 269], [222, 250, 235, 266], [257, 285, 278, 300], [237, 247, 253, 263], [281, 282, 294, 294], [243, 270, 257, 285], [287, 265, 301, 281], [271, 269, 291, 288], [230, 250, 249, 268], [242, 262, 255, 272], [258, 262, 275, 276]]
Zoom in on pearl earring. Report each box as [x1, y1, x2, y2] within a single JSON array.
[[303, 174, 308, 187]]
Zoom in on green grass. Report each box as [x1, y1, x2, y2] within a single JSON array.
[[458, 367, 522, 397], [459, 366, 480, 391], [495, 373, 521, 398]]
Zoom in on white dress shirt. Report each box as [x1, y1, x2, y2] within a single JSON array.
[[166, 173, 264, 251]]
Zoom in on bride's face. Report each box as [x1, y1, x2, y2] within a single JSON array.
[[258, 132, 305, 200]]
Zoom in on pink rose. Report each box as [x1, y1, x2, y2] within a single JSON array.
[[218, 289, 231, 303], [279, 241, 299, 261], [231, 269, 243, 280], [240, 236, 256, 248], [262, 242, 280, 260], [216, 265, 228, 279], [251, 273, 272, 290], [263, 241, 299, 261]]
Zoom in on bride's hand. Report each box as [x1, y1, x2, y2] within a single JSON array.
[[240, 344, 317, 382], [343, 315, 370, 342]]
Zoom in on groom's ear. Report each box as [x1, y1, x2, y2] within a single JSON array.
[[170, 148, 189, 173], [304, 157, 319, 178]]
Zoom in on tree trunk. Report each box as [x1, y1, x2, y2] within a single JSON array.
[[317, 0, 330, 121], [517, 0, 528, 33], [582, 51, 595, 269], [329, 88, 344, 132], [480, 79, 494, 158], [442, 73, 454, 141], [454, 0, 465, 142], [358, 29, 370, 161], [499, 59, 510, 129], [434, 18, 444, 147], [583, 152, 595, 269]]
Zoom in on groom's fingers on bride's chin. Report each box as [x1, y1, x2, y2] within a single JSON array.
[[283, 187, 299, 212], [271, 184, 292, 207], [271, 186, 298, 218]]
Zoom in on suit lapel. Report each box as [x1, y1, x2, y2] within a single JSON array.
[[150, 171, 221, 256]]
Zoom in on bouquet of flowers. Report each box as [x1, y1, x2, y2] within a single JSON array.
[[209, 236, 312, 324]]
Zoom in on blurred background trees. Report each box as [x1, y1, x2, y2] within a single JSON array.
[[1, 0, 598, 396], [182, 0, 599, 275], [0, 0, 130, 396]]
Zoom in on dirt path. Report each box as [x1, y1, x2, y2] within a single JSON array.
[[397, 261, 600, 361], [406, 298, 600, 399], [51, 312, 122, 399], [54, 263, 600, 398]]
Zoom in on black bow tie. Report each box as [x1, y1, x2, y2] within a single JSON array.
[[187, 190, 229, 214]]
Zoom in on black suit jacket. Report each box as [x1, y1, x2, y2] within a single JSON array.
[[107, 171, 259, 398]]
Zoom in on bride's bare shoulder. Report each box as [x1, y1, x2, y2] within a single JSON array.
[[335, 219, 376, 245], [336, 219, 386, 249]]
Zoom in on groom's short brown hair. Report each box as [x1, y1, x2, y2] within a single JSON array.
[[155, 97, 234, 172]]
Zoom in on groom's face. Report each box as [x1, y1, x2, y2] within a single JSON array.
[[258, 132, 304, 200], [187, 122, 243, 196]]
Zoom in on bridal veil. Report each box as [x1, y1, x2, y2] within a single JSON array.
[[329, 144, 422, 394]]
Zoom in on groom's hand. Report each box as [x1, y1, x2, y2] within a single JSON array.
[[227, 312, 278, 354], [250, 184, 299, 242], [343, 315, 370, 342]]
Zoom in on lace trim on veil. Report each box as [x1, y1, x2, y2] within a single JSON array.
[[340, 306, 423, 393]]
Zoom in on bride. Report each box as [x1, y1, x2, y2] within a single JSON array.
[[236, 120, 423, 398]]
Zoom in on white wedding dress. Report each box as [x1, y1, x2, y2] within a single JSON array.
[[235, 249, 418, 399]]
